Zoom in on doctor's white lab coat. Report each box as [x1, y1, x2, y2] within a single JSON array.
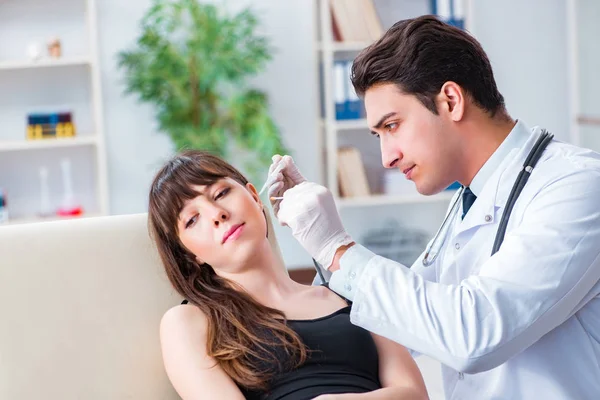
[[328, 122, 600, 399]]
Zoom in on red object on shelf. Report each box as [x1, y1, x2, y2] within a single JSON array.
[[57, 206, 83, 217]]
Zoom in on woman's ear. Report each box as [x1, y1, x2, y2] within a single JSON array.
[[246, 182, 262, 206], [246, 182, 268, 238]]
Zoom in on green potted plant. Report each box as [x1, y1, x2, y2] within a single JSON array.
[[117, 0, 288, 178]]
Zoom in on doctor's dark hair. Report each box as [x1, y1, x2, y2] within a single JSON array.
[[351, 15, 507, 117], [148, 150, 306, 390]]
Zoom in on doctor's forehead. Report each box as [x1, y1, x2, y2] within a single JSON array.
[[365, 85, 408, 124]]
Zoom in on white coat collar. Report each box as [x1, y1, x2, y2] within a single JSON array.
[[469, 120, 529, 198], [459, 120, 546, 232]]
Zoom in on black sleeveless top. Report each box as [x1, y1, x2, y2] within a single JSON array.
[[181, 295, 381, 399], [239, 304, 381, 399]]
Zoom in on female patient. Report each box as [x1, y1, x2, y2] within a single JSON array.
[[148, 150, 428, 400]]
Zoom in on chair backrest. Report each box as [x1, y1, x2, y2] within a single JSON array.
[[0, 211, 284, 399]]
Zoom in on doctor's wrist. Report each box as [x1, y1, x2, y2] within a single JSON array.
[[327, 242, 356, 272]]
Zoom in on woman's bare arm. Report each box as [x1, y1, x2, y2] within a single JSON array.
[[160, 304, 246, 400]]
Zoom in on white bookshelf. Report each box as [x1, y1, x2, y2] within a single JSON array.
[[7, 211, 103, 226], [320, 118, 369, 131], [315, 0, 470, 209], [0, 135, 97, 152], [0, 0, 109, 225], [0, 56, 91, 71], [316, 41, 373, 52], [337, 190, 457, 208]]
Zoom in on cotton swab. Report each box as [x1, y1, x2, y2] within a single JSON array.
[[258, 160, 285, 196]]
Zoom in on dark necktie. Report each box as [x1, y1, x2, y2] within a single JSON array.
[[461, 187, 477, 220]]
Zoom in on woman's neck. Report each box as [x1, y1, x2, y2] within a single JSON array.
[[221, 239, 303, 307]]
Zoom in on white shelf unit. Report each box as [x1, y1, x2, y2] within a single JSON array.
[[316, 41, 373, 52], [0, 0, 109, 225], [337, 190, 456, 208], [0, 135, 97, 152], [0, 56, 91, 71], [320, 118, 368, 131], [315, 0, 467, 209]]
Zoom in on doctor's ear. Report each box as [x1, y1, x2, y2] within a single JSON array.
[[437, 81, 465, 122]]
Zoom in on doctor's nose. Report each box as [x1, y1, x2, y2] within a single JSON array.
[[381, 140, 402, 169]]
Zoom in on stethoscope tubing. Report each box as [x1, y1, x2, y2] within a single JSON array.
[[422, 130, 553, 267], [312, 130, 553, 281]]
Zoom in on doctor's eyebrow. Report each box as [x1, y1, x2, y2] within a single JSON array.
[[372, 112, 397, 131]]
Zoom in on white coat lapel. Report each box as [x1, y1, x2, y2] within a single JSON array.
[[455, 126, 542, 236]]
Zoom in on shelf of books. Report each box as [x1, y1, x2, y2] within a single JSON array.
[[316, 0, 468, 208], [0, 0, 109, 226]]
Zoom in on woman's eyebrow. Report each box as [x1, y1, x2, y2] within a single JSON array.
[[178, 183, 216, 220]]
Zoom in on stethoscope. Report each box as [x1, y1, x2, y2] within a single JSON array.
[[422, 130, 554, 266]]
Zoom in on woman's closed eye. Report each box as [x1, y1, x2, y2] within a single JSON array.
[[185, 214, 198, 229], [214, 187, 230, 200], [184, 188, 230, 228]]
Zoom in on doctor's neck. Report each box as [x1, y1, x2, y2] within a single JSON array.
[[457, 109, 516, 187]]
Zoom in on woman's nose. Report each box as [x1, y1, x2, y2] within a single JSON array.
[[212, 209, 229, 226]]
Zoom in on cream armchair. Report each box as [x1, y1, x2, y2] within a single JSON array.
[[0, 212, 284, 399]]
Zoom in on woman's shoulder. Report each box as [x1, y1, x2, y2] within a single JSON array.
[[287, 284, 350, 318], [159, 305, 233, 388], [160, 302, 209, 343], [307, 283, 351, 306]]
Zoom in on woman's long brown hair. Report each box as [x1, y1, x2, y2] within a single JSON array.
[[148, 150, 306, 389]]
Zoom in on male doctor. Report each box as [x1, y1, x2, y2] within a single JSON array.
[[268, 15, 600, 399]]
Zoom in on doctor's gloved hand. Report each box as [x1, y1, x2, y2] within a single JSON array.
[[277, 181, 353, 270], [267, 155, 306, 216]]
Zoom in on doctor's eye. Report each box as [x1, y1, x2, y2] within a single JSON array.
[[384, 122, 398, 132]]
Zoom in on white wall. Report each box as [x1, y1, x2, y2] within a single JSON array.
[[470, 0, 570, 141], [96, 0, 571, 269], [572, 0, 600, 152]]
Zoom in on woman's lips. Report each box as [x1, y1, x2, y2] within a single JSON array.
[[222, 223, 245, 243]]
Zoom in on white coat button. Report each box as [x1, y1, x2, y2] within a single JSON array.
[[349, 271, 356, 279], [344, 284, 352, 292], [455, 243, 461, 250], [485, 214, 492, 222]]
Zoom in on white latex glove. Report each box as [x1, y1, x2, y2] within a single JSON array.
[[277, 181, 353, 269], [266, 155, 307, 216]]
